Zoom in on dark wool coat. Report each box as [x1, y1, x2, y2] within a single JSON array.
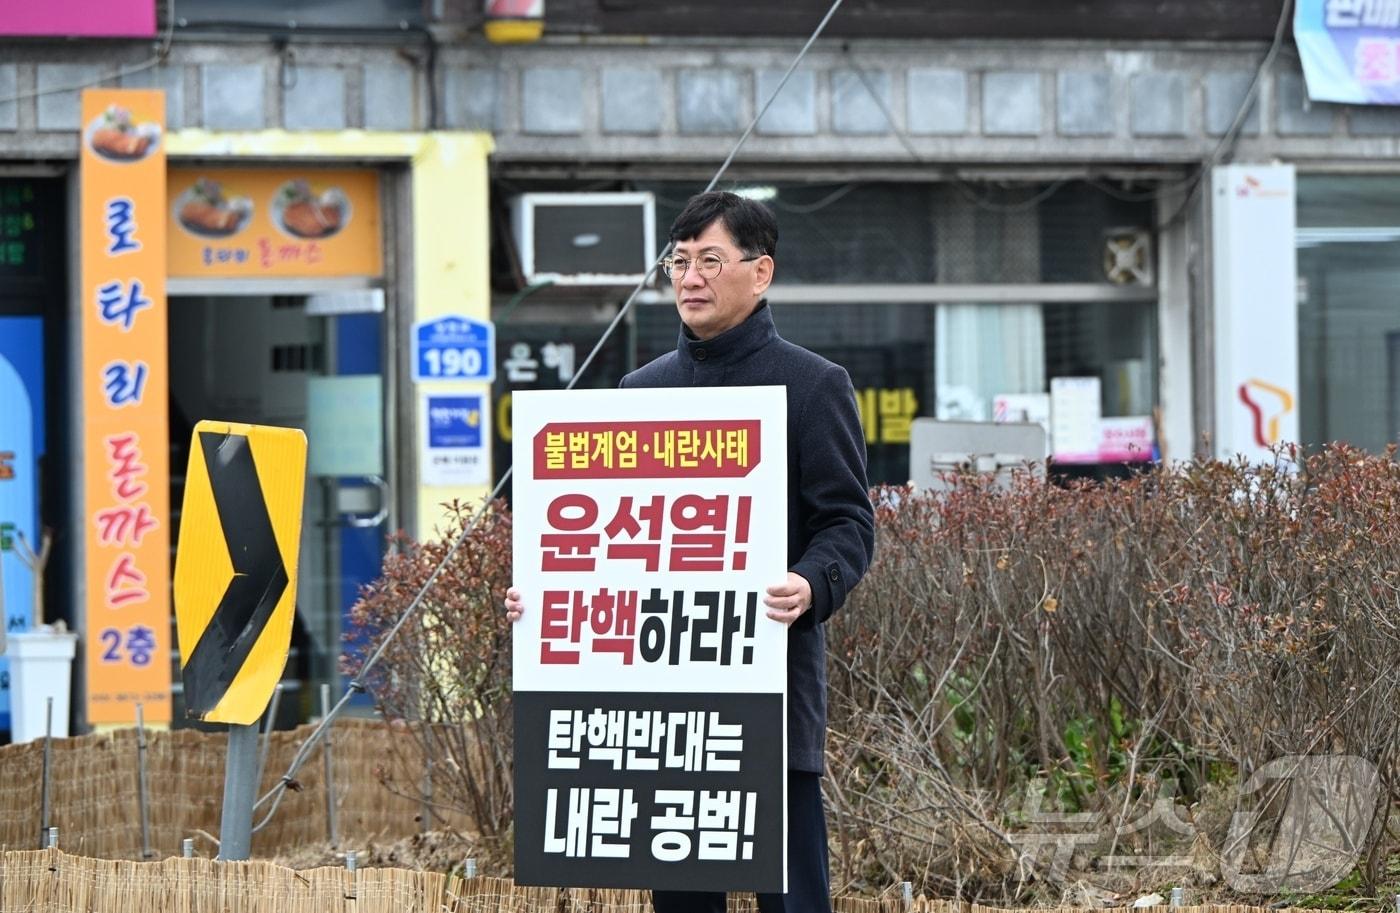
[[620, 301, 876, 773]]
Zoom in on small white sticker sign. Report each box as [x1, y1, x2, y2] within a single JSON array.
[[419, 392, 489, 486]]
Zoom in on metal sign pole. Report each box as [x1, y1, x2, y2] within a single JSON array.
[[321, 683, 339, 848], [135, 703, 152, 859], [255, 681, 283, 791], [40, 697, 52, 848], [217, 722, 260, 860]]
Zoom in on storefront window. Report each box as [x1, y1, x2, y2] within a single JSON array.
[[1297, 175, 1400, 452], [499, 177, 1160, 485], [641, 180, 1153, 285], [632, 180, 1158, 484], [935, 300, 1155, 422], [169, 296, 390, 725], [163, 165, 393, 726], [0, 177, 68, 738], [636, 296, 1156, 486]]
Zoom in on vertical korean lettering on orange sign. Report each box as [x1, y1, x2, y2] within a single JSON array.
[[80, 89, 171, 723]]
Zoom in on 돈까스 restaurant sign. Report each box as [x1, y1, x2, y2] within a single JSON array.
[[166, 168, 382, 278], [511, 386, 789, 893], [80, 89, 172, 723]]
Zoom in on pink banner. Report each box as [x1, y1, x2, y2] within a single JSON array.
[[6, 0, 155, 38]]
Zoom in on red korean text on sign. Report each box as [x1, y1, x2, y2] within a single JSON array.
[[538, 587, 641, 665], [539, 493, 752, 575], [99, 432, 155, 608]]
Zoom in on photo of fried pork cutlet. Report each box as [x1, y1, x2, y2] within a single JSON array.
[[175, 178, 253, 238], [87, 104, 161, 163], [272, 179, 351, 239]]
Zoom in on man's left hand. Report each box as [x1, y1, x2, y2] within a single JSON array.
[[764, 572, 812, 625]]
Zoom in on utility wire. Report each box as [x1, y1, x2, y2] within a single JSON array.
[[1153, 0, 1296, 229], [839, 0, 1295, 226], [846, 53, 1069, 214], [251, 0, 849, 830]]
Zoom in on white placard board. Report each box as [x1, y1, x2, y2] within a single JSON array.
[[511, 386, 788, 894]]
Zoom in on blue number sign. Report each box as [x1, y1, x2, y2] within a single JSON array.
[[413, 315, 495, 384]]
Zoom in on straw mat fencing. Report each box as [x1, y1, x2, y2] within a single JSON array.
[[0, 719, 455, 859], [0, 849, 1340, 913]]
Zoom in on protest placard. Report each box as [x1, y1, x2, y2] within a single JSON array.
[[512, 386, 787, 892]]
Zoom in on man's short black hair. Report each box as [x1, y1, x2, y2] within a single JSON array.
[[669, 190, 778, 259]]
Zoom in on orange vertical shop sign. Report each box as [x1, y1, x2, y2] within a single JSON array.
[[80, 89, 172, 723]]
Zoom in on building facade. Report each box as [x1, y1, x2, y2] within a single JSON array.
[[0, 0, 1395, 734]]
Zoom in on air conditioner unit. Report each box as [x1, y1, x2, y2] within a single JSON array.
[[511, 192, 657, 287]]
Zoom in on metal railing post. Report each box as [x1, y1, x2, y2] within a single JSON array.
[[321, 683, 338, 848], [135, 703, 153, 859], [40, 697, 53, 849]]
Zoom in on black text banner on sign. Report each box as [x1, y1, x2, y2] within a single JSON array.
[[512, 386, 788, 893], [174, 421, 307, 725]]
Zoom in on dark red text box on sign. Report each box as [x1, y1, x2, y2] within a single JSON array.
[[534, 421, 761, 479]]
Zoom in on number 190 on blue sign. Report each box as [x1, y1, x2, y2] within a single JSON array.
[[423, 347, 484, 378], [413, 315, 495, 384]]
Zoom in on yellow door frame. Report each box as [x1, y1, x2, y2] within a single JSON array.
[[164, 130, 495, 540]]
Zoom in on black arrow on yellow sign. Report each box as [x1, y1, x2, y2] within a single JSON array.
[[182, 431, 290, 718]]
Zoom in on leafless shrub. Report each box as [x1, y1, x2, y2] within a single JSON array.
[[827, 447, 1400, 901], [341, 452, 1400, 900], [342, 499, 515, 866]]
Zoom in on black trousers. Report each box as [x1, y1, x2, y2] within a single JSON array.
[[650, 771, 830, 913]]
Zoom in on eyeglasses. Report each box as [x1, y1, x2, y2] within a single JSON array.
[[660, 253, 761, 281]]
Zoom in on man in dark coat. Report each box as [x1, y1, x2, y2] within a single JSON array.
[[507, 190, 875, 912]]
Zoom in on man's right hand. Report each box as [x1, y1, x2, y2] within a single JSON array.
[[504, 586, 524, 623]]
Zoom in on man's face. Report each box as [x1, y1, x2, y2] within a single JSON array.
[[671, 220, 773, 341]]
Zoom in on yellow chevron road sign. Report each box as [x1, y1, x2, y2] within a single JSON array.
[[174, 421, 307, 724]]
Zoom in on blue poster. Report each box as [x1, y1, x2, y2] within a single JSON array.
[[1296, 0, 1400, 104], [0, 316, 45, 733]]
